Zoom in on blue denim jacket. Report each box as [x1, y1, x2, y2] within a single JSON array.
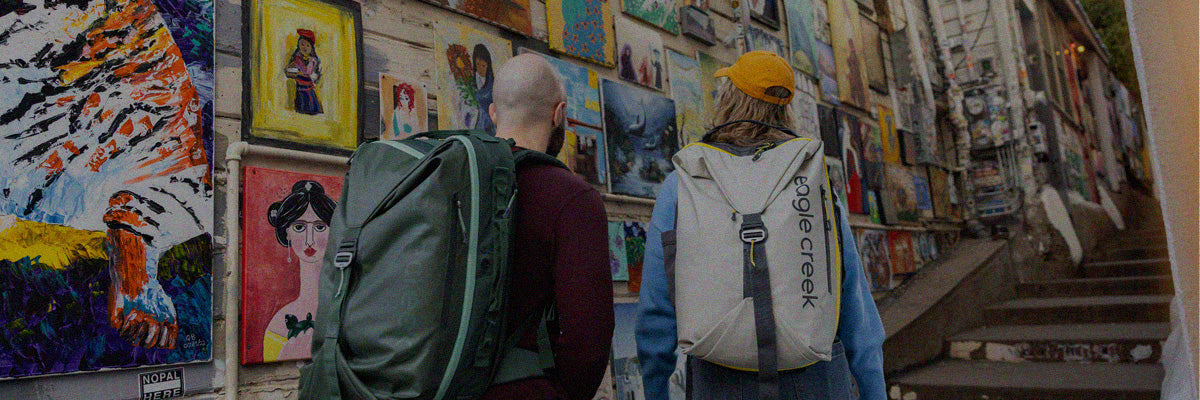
[[635, 171, 887, 400]]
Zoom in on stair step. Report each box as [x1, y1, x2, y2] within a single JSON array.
[[1083, 258, 1172, 278], [984, 295, 1172, 325], [1016, 276, 1174, 297], [890, 360, 1163, 400], [947, 323, 1169, 363]]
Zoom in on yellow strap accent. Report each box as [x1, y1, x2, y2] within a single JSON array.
[[680, 137, 812, 156]]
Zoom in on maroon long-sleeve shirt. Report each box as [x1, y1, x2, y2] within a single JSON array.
[[479, 161, 615, 400]]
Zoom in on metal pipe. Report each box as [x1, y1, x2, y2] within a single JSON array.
[[222, 142, 349, 399]]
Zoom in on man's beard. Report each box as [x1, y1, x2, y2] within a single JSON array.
[[545, 123, 565, 156]]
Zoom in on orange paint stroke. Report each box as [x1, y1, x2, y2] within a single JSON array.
[[105, 228, 149, 299]]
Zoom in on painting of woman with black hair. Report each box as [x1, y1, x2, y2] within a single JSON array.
[[285, 29, 323, 115], [240, 168, 341, 364], [472, 44, 496, 134]]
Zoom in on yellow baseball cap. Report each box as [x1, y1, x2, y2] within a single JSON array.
[[714, 51, 794, 105]]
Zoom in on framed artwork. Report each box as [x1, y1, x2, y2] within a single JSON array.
[[244, 0, 363, 152], [816, 41, 839, 104], [622, 0, 680, 34], [841, 115, 865, 214], [616, 18, 666, 91], [883, 163, 920, 224], [559, 124, 608, 185], [667, 49, 706, 145], [900, 129, 919, 165], [609, 222, 630, 281], [826, 157, 848, 207], [913, 167, 932, 212], [878, 105, 900, 164], [813, 0, 831, 44], [856, 229, 892, 291], [887, 230, 916, 275], [681, 5, 718, 45], [748, 0, 780, 30], [520, 49, 603, 127], [783, 0, 819, 77], [420, 0, 532, 36], [379, 74, 427, 140], [792, 73, 820, 140], [860, 120, 885, 209], [602, 79, 679, 199], [241, 167, 342, 364], [697, 52, 731, 121], [0, 0, 214, 378], [819, 105, 841, 157], [435, 22, 512, 136], [928, 166, 953, 219], [623, 221, 648, 293], [742, 25, 787, 59], [861, 15, 888, 93], [547, 0, 616, 67], [828, 0, 869, 109]]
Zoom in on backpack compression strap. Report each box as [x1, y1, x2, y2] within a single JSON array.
[[740, 213, 780, 400]]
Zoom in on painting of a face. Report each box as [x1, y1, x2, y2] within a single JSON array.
[[285, 206, 330, 264], [398, 90, 411, 110], [298, 38, 314, 56], [475, 56, 489, 77]]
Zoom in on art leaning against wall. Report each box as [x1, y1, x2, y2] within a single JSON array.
[[0, 0, 215, 377], [435, 22, 512, 136], [240, 167, 342, 365], [244, 0, 363, 152]]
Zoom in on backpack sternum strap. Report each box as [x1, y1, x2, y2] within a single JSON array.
[[740, 213, 779, 400]]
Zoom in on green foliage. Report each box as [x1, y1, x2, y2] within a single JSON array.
[[1080, 0, 1140, 101]]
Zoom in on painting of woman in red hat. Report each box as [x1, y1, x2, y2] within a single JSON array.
[[285, 29, 323, 115]]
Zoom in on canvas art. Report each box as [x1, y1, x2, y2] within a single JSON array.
[[436, 22, 512, 135], [623, 221, 648, 293], [742, 25, 787, 59], [841, 116, 866, 214], [913, 167, 932, 212], [791, 74, 820, 140], [860, 15, 887, 92], [622, 0, 679, 34], [668, 50, 706, 145], [240, 167, 341, 364], [819, 105, 841, 157], [683, 0, 708, 10], [0, 0, 214, 378], [564, 124, 608, 185], [681, 6, 718, 45], [783, 0, 818, 77], [812, 0, 831, 44], [879, 105, 900, 164], [602, 79, 679, 198], [379, 74, 427, 140], [612, 302, 644, 400], [828, 0, 869, 109], [857, 118, 885, 214], [856, 229, 892, 291], [548, 0, 617, 67], [615, 19, 666, 91], [521, 49, 604, 127], [816, 41, 839, 104], [609, 222, 630, 281], [928, 166, 953, 219], [697, 52, 731, 121], [887, 230, 916, 275], [421, 0, 532, 36], [826, 158, 848, 208], [883, 163, 920, 224], [873, 0, 894, 32], [245, 0, 362, 151], [748, 0, 779, 29]]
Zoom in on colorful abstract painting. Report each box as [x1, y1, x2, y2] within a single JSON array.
[[521, 49, 603, 127], [697, 52, 731, 122], [609, 222, 629, 281], [623, 221, 648, 294], [878, 105, 899, 164], [792, 74, 820, 140], [0, 0, 215, 377], [816, 41, 839, 104], [783, 0, 818, 76], [602, 79, 679, 199], [856, 229, 892, 291], [887, 230, 915, 275], [622, 0, 679, 34], [379, 74, 427, 140], [435, 22, 512, 135], [246, 0, 361, 151], [548, 0, 616, 67], [240, 167, 341, 364], [421, 0, 532, 36], [668, 49, 705, 145], [615, 18, 665, 91], [681, 5, 717, 45], [828, 0, 869, 109], [563, 124, 608, 185], [742, 25, 787, 59]]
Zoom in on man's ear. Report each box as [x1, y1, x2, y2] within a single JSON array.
[[489, 103, 498, 124], [553, 101, 567, 127]]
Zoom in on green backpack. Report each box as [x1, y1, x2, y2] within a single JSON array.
[[299, 130, 565, 400]]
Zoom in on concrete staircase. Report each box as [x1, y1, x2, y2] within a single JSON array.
[[889, 226, 1173, 399]]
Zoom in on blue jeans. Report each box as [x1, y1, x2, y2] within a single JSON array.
[[687, 341, 858, 400]]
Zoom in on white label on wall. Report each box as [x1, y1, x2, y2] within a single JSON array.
[[140, 368, 184, 399]]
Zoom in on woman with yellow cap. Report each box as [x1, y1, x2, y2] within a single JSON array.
[[635, 51, 886, 400]]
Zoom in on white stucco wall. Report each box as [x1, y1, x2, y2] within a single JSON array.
[[1123, 0, 1199, 397]]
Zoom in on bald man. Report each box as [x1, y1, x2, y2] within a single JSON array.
[[479, 54, 615, 400]]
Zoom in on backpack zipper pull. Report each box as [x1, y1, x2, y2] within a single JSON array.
[[752, 141, 778, 161]]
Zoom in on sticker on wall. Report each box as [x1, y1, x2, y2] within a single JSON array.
[[547, 0, 617, 67], [245, 0, 363, 152], [379, 74, 427, 140], [602, 79, 679, 199], [615, 18, 666, 91], [240, 167, 342, 364], [421, 0, 533, 36], [0, 0, 214, 378], [622, 0, 680, 34], [667, 49, 706, 145], [435, 22, 512, 136]]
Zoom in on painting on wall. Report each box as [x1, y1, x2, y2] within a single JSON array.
[[698, 52, 731, 121], [520, 49, 604, 127], [841, 115, 866, 214], [913, 167, 932, 215], [561, 124, 608, 185], [602, 79, 679, 198], [856, 229, 892, 291], [748, 0, 780, 30], [882, 163, 920, 224], [792, 74, 820, 140], [609, 222, 630, 281], [819, 105, 841, 156], [816, 41, 839, 104], [742, 25, 787, 60], [421, 0, 532, 36], [928, 166, 953, 219], [860, 15, 887, 93], [826, 157, 848, 207], [623, 221, 648, 294], [887, 230, 916, 275], [859, 120, 885, 213], [245, 0, 362, 152], [548, 0, 617, 67], [612, 302, 643, 399], [379, 74, 427, 140], [879, 105, 900, 164], [0, 0, 214, 378], [668, 49, 706, 145], [783, 0, 818, 76], [622, 0, 680, 34], [681, 6, 718, 45], [828, 0, 869, 109], [615, 18, 666, 91], [812, 0, 831, 44], [435, 22, 512, 136], [240, 167, 341, 364]]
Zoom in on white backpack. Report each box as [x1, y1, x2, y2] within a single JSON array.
[[667, 127, 842, 395]]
